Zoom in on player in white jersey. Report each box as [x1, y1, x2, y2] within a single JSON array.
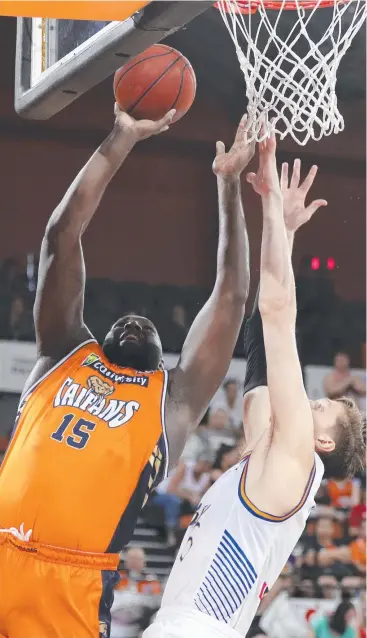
[[144, 129, 366, 638]]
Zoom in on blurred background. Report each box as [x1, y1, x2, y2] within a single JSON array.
[[0, 10, 365, 638]]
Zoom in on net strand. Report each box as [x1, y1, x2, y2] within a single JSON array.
[[218, 0, 366, 145]]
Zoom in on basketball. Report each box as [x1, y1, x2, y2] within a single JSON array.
[[113, 44, 196, 124]]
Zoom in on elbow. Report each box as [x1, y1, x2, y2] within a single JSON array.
[[259, 282, 296, 320], [216, 276, 250, 308]]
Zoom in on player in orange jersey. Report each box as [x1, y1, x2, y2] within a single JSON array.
[[0, 105, 254, 638]]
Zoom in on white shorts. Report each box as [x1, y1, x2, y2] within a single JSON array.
[[142, 606, 242, 638]]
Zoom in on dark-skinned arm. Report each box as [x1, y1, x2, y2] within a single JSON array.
[[33, 107, 175, 366], [165, 116, 253, 466]]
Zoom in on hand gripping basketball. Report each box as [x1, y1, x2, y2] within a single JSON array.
[[213, 115, 255, 179], [114, 103, 176, 141]]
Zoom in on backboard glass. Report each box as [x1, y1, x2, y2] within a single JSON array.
[[15, 1, 212, 119]]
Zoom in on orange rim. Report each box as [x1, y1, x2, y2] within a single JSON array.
[[215, 0, 350, 14]]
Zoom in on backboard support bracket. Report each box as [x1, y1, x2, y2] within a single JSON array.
[[15, 1, 213, 120]]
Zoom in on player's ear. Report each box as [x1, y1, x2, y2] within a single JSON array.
[[315, 435, 335, 454], [158, 359, 164, 371]]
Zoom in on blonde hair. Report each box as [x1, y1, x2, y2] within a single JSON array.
[[321, 397, 366, 478]]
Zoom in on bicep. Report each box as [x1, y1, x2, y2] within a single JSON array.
[[261, 314, 314, 458], [34, 228, 90, 359], [169, 292, 244, 423]]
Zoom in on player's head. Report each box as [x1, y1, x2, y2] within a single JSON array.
[[334, 351, 350, 372], [310, 396, 365, 478], [102, 315, 163, 372]]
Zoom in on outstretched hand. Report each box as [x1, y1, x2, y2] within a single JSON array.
[[114, 103, 176, 141], [281, 160, 327, 232], [246, 125, 281, 198], [213, 115, 255, 180]]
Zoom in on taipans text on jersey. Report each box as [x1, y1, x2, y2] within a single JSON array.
[[53, 376, 141, 428]]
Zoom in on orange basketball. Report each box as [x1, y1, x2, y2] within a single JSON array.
[[113, 44, 196, 124]]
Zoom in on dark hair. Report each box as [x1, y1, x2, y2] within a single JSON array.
[[320, 397, 366, 479], [328, 592, 355, 635], [223, 378, 237, 389]]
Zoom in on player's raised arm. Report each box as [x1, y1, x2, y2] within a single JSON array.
[[246, 130, 322, 480], [166, 116, 253, 464], [34, 106, 175, 362]]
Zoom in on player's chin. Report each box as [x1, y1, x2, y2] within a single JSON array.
[[103, 339, 157, 371]]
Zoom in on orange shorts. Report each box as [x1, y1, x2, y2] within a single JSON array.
[[0, 532, 119, 638]]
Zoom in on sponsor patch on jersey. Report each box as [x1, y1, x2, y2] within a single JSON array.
[[82, 354, 149, 387]]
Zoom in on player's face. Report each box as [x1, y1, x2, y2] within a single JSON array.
[[310, 398, 345, 453], [102, 315, 163, 371]]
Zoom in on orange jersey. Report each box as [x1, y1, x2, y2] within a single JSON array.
[[327, 478, 353, 508], [0, 340, 169, 554]]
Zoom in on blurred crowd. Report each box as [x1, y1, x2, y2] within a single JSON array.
[[0, 256, 365, 637], [0, 256, 365, 367], [109, 374, 366, 638]]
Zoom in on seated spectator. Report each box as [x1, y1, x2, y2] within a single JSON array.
[[165, 453, 213, 545], [347, 517, 366, 575], [340, 575, 364, 599], [323, 351, 365, 410], [211, 444, 239, 483], [317, 518, 366, 579], [349, 486, 366, 537], [302, 514, 350, 581], [327, 476, 361, 510], [181, 421, 212, 462], [316, 574, 340, 600], [206, 407, 237, 453], [111, 547, 161, 638], [308, 594, 358, 638], [166, 454, 212, 510], [211, 378, 243, 429]]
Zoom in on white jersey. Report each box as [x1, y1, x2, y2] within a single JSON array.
[[155, 452, 323, 637]]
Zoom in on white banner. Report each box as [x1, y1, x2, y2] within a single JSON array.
[[0, 340, 37, 393], [0, 340, 364, 409], [305, 364, 366, 412]]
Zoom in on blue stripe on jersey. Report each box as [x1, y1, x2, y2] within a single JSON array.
[[194, 529, 257, 624]]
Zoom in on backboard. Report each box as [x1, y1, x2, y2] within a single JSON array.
[[15, 1, 212, 120]]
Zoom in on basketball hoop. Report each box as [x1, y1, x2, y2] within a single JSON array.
[[215, 0, 367, 145]]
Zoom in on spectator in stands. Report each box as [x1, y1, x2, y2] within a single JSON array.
[[163, 304, 188, 353], [111, 547, 160, 638], [166, 453, 212, 510], [165, 452, 213, 547], [323, 352, 365, 410], [302, 515, 342, 580], [327, 476, 361, 510], [346, 516, 366, 575], [205, 407, 237, 453], [340, 576, 364, 599], [308, 593, 358, 638], [348, 485, 366, 537], [211, 378, 243, 429], [211, 443, 239, 483], [316, 574, 339, 600]]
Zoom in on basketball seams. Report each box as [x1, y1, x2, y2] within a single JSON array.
[[114, 47, 175, 94], [127, 56, 184, 116], [114, 44, 195, 123], [169, 63, 188, 112]]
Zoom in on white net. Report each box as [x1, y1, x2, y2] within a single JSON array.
[[217, 0, 367, 145]]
